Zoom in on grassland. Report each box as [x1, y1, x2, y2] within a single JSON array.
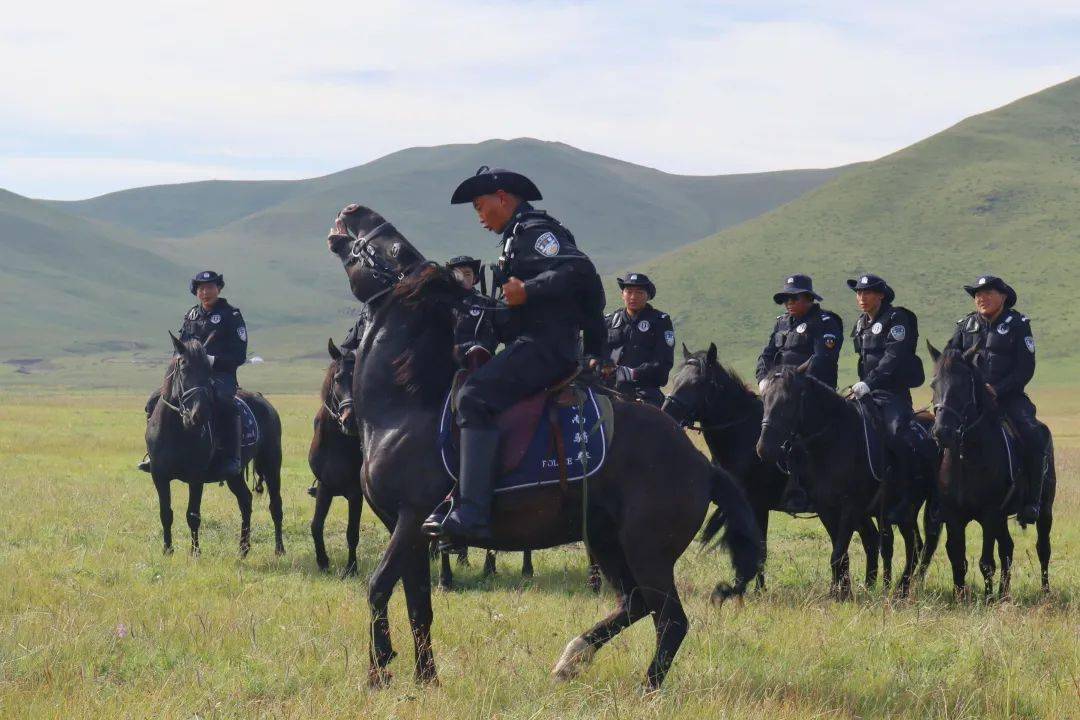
[[0, 388, 1076, 719]]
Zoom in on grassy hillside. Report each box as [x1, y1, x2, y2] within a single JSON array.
[[2, 139, 842, 385], [643, 76, 1080, 382]]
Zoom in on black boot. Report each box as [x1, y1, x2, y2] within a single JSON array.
[[1016, 443, 1046, 526], [778, 475, 814, 514], [436, 428, 498, 542], [212, 411, 242, 478], [137, 455, 152, 473]]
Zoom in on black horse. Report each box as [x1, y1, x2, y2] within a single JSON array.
[[756, 367, 921, 597], [309, 340, 365, 575], [327, 205, 761, 690], [663, 343, 891, 590], [146, 334, 285, 556], [925, 342, 1055, 598]]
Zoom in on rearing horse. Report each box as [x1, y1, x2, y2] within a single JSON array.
[[326, 204, 761, 691]]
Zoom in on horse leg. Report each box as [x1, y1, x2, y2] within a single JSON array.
[[632, 559, 688, 691], [456, 547, 469, 567], [344, 492, 362, 578], [977, 517, 997, 600], [1036, 504, 1052, 593], [186, 481, 204, 556], [153, 474, 174, 554], [917, 502, 943, 578], [225, 473, 253, 557], [438, 549, 453, 591], [553, 543, 648, 682], [399, 527, 438, 685], [586, 548, 602, 593], [944, 520, 968, 599], [880, 522, 894, 590], [995, 517, 1013, 601], [482, 550, 497, 577], [896, 517, 918, 598], [265, 468, 285, 556], [367, 512, 414, 687], [830, 516, 855, 600], [521, 550, 534, 578], [755, 507, 770, 591], [310, 485, 333, 572], [857, 517, 879, 590]]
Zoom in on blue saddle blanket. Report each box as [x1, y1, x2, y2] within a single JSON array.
[[438, 387, 609, 494], [236, 397, 259, 447]]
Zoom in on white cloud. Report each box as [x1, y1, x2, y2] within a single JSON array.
[[1, 0, 1076, 198]]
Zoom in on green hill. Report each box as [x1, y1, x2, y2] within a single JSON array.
[[642, 76, 1080, 384], [1, 139, 843, 387]]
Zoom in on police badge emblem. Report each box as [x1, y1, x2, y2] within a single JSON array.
[[534, 232, 560, 257], [664, 330, 675, 347], [210, 314, 221, 324], [1025, 336, 1035, 353], [890, 325, 906, 341], [469, 306, 482, 317], [997, 324, 1009, 335], [871, 322, 883, 334], [237, 326, 247, 341], [638, 320, 650, 332], [796, 323, 807, 333]]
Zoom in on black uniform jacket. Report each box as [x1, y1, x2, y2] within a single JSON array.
[[946, 309, 1035, 399], [179, 298, 247, 376], [852, 303, 924, 393], [755, 304, 843, 388], [605, 305, 675, 388], [498, 202, 606, 362]]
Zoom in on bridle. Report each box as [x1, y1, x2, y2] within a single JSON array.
[[665, 359, 751, 433], [933, 362, 986, 443], [322, 360, 357, 436], [341, 220, 426, 303], [159, 363, 213, 428], [760, 372, 835, 451]]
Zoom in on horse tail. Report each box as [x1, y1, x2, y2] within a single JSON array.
[[701, 464, 762, 600]]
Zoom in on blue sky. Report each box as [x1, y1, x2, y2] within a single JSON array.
[[1, 0, 1077, 199]]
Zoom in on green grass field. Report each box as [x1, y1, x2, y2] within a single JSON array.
[[1, 390, 1076, 719]]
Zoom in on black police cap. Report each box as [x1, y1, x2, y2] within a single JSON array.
[[847, 273, 895, 305], [450, 166, 543, 205], [447, 255, 483, 274], [963, 275, 1017, 308], [773, 273, 822, 304], [189, 270, 224, 295], [616, 272, 656, 299]]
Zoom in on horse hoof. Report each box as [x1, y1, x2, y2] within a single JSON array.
[[190, 547, 201, 558], [163, 545, 174, 556], [275, 545, 286, 557], [341, 564, 358, 579], [368, 667, 393, 688], [552, 637, 595, 681], [239, 544, 251, 558]]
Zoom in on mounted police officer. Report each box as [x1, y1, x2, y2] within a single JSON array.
[[604, 272, 674, 407], [422, 167, 606, 542], [755, 273, 844, 512], [447, 255, 498, 370], [946, 275, 1046, 524], [848, 274, 933, 522], [138, 270, 247, 476]]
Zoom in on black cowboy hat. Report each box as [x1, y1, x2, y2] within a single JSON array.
[[447, 255, 483, 276], [963, 275, 1017, 308], [450, 166, 543, 205], [189, 269, 224, 295], [773, 273, 822, 304], [847, 273, 895, 305], [616, 271, 656, 299]]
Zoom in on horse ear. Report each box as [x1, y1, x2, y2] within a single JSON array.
[[795, 359, 811, 374], [169, 331, 185, 355], [962, 337, 983, 363], [926, 341, 941, 363], [328, 338, 342, 361], [681, 343, 692, 361], [706, 342, 718, 367]]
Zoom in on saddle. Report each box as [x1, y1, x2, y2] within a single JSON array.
[[439, 369, 614, 493]]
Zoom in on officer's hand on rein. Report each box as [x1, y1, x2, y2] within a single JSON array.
[[852, 381, 870, 399], [614, 366, 636, 383], [502, 277, 527, 307]]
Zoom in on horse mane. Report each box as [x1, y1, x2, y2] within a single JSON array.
[[775, 366, 847, 412], [688, 351, 756, 401], [393, 262, 467, 307], [320, 357, 337, 403], [160, 339, 209, 399]]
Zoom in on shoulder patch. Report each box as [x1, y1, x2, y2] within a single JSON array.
[[187, 307, 199, 320], [889, 325, 907, 341], [664, 330, 675, 347], [659, 313, 668, 319], [533, 231, 560, 257], [1025, 336, 1035, 353], [237, 325, 247, 342]]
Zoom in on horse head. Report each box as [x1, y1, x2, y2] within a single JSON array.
[[663, 342, 749, 429], [167, 332, 214, 430], [326, 204, 427, 304], [927, 340, 984, 447], [320, 338, 358, 436]]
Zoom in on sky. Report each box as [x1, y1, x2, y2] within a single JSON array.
[[1, 1, 1077, 200]]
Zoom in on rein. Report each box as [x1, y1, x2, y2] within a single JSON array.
[[667, 360, 754, 433]]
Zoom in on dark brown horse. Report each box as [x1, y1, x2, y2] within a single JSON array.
[[756, 367, 921, 597], [663, 343, 890, 590], [925, 342, 1055, 598], [326, 205, 761, 691], [146, 334, 284, 556]]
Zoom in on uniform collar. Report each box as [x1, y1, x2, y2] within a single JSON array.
[[199, 298, 227, 316], [500, 201, 535, 241], [862, 302, 891, 324], [787, 302, 820, 323], [623, 303, 653, 320]]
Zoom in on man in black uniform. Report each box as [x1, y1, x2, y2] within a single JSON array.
[[604, 272, 674, 406], [848, 274, 932, 521], [138, 270, 247, 476], [447, 255, 498, 369], [423, 167, 606, 541], [946, 275, 1046, 524], [755, 273, 844, 512]]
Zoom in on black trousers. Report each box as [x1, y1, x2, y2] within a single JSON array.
[[999, 393, 1043, 449], [457, 338, 577, 428]]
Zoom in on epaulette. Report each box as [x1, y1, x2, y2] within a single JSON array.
[[658, 312, 669, 319], [186, 306, 199, 320]]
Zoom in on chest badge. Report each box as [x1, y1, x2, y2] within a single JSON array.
[[997, 324, 1009, 335], [871, 322, 883, 334], [469, 306, 482, 317], [638, 320, 650, 332], [210, 314, 221, 324], [534, 231, 560, 257], [796, 323, 807, 334]]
